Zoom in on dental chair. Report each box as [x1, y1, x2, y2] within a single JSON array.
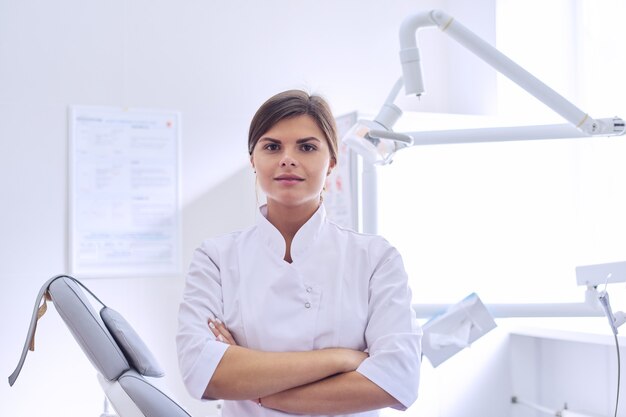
[[8, 275, 191, 417]]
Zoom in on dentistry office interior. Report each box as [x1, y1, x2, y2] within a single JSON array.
[[2, 0, 626, 416]]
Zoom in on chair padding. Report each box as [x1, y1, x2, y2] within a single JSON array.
[[10, 275, 193, 417], [118, 370, 191, 417], [101, 307, 164, 377], [49, 277, 130, 381]]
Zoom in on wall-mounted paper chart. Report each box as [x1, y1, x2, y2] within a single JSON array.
[[69, 106, 181, 278]]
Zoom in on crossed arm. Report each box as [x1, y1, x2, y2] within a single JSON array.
[[205, 319, 401, 415]]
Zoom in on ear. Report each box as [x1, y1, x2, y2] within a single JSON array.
[[250, 155, 255, 171], [327, 158, 336, 175]]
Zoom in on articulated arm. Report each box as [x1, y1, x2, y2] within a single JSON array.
[[398, 9, 624, 136]]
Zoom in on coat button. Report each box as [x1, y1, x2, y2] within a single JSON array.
[[305, 302, 311, 308], [306, 287, 312, 293]]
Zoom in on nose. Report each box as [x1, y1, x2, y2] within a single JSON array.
[[279, 153, 297, 167]]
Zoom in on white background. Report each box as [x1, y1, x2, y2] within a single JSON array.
[[2, 1, 625, 417]]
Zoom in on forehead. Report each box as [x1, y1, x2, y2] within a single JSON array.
[[262, 115, 325, 141]]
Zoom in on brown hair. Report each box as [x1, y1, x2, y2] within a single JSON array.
[[248, 90, 338, 164]]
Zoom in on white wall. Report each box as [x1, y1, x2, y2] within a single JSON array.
[[0, 1, 497, 416], [509, 328, 624, 417]]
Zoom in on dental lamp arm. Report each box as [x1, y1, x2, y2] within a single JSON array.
[[405, 120, 624, 146], [348, 9, 625, 166], [398, 9, 623, 136]]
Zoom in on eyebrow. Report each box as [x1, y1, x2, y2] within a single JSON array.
[[259, 137, 322, 144]]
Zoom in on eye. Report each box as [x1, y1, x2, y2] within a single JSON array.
[[300, 143, 317, 152], [263, 143, 280, 151]]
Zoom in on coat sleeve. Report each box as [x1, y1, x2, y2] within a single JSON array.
[[355, 238, 422, 410], [176, 239, 230, 400]]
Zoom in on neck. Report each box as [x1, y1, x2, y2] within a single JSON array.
[[266, 200, 320, 262]]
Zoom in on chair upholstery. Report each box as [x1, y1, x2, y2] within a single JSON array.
[[9, 275, 191, 417]]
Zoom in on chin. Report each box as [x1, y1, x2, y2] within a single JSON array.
[[268, 195, 321, 208]]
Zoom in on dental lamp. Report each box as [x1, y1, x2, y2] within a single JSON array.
[[343, 9, 625, 166], [345, 10, 626, 319]]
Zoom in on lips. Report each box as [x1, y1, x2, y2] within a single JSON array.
[[275, 175, 304, 181], [274, 175, 305, 185]]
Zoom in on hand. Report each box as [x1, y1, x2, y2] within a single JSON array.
[[208, 318, 238, 345]]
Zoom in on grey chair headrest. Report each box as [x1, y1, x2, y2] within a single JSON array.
[[49, 277, 131, 380], [9, 275, 163, 386]]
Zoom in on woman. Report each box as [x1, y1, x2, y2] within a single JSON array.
[[177, 90, 421, 417]]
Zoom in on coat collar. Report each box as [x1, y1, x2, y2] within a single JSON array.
[[256, 204, 327, 262]]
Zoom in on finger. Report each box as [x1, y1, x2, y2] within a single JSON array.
[[208, 319, 233, 345], [213, 321, 236, 346], [208, 319, 224, 341], [214, 319, 237, 345]]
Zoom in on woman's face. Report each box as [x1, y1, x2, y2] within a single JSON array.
[[251, 115, 335, 211]]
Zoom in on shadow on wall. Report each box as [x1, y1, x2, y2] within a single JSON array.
[[173, 164, 257, 416], [181, 164, 257, 270]]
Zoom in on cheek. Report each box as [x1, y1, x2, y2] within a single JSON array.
[[254, 163, 274, 190], [308, 164, 330, 187], [252, 155, 270, 175]]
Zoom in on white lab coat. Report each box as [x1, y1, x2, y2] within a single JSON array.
[[177, 204, 421, 417]]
